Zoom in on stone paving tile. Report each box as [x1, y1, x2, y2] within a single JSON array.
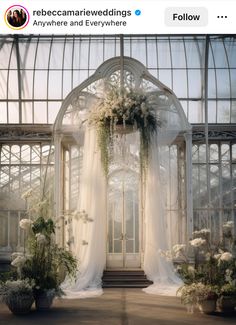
[[0, 288, 236, 325]]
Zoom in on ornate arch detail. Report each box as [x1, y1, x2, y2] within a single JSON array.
[[54, 57, 191, 132]]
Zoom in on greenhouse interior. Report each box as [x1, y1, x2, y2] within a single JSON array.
[[0, 34, 236, 317]]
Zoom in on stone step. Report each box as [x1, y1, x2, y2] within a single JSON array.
[[102, 283, 151, 288], [102, 270, 153, 288]]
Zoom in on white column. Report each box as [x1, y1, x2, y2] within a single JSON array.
[[184, 131, 193, 242]]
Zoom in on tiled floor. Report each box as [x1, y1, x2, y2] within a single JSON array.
[[0, 288, 236, 325]]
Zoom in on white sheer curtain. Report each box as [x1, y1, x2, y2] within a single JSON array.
[[62, 126, 106, 298], [143, 101, 184, 295], [62, 91, 186, 298], [143, 137, 183, 296]]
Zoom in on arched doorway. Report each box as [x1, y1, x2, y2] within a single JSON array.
[[53, 56, 191, 278]]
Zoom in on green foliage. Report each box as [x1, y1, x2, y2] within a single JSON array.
[[31, 216, 55, 237], [0, 269, 17, 283], [20, 216, 77, 294], [220, 283, 236, 296]]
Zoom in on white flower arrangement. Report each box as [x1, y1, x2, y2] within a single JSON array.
[[89, 87, 160, 174], [189, 238, 206, 247], [0, 279, 34, 302], [19, 218, 32, 230]]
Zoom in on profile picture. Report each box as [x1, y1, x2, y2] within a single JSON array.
[[5, 5, 29, 30]]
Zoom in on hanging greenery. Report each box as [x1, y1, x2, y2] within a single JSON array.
[[89, 87, 160, 175]]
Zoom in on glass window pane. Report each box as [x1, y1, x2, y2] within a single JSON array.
[[171, 40, 186, 68], [188, 101, 204, 123], [22, 71, 33, 99], [22, 102, 33, 123], [8, 102, 19, 123], [188, 70, 202, 98], [0, 71, 7, 98], [216, 69, 230, 98], [208, 101, 217, 123], [34, 102, 47, 123], [217, 101, 230, 123], [173, 70, 187, 98], [8, 70, 19, 99], [19, 40, 37, 69], [0, 102, 7, 123], [210, 144, 219, 162], [157, 40, 171, 68], [159, 69, 172, 89], [48, 71, 62, 99], [35, 41, 51, 69]]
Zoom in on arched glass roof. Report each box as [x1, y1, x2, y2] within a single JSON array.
[[0, 35, 235, 124]]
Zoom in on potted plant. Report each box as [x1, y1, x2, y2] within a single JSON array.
[[11, 216, 77, 311], [177, 283, 199, 313], [196, 284, 218, 314], [177, 283, 218, 314], [217, 283, 236, 313], [0, 279, 34, 315]]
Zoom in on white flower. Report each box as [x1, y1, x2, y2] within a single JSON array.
[[189, 238, 206, 247], [19, 218, 32, 230], [21, 188, 33, 199], [223, 221, 234, 229], [36, 233, 47, 245], [11, 252, 24, 260], [188, 265, 195, 274], [205, 252, 211, 261], [172, 244, 186, 253], [11, 255, 27, 268], [214, 253, 221, 260], [225, 269, 233, 283], [220, 252, 233, 262]]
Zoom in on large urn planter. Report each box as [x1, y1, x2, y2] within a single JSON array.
[[217, 296, 236, 313], [6, 294, 34, 315], [34, 289, 56, 311]]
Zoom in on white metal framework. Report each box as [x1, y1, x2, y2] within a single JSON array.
[[0, 35, 236, 259]]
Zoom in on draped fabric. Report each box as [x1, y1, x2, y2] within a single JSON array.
[[143, 137, 183, 296], [62, 90, 186, 298], [62, 126, 106, 298]]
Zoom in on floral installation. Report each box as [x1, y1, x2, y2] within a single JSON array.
[[168, 224, 236, 313], [89, 87, 160, 174], [22, 217, 77, 295], [8, 215, 77, 300]]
